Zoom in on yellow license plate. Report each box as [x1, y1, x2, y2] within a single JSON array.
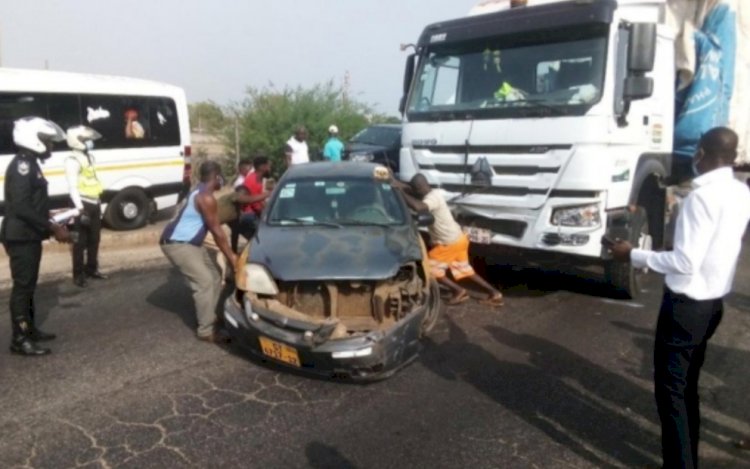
[[258, 336, 301, 367]]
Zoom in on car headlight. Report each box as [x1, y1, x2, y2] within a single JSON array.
[[350, 152, 374, 162], [244, 263, 279, 295], [551, 204, 601, 227]]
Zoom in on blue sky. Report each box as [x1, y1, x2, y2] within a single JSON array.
[[0, 1, 478, 115]]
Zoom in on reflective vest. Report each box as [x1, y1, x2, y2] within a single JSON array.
[[70, 151, 103, 199]]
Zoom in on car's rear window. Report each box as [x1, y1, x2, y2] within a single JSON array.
[[268, 178, 406, 226]]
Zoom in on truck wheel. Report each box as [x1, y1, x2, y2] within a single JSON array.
[[605, 207, 651, 299], [421, 280, 443, 336], [104, 188, 151, 231]]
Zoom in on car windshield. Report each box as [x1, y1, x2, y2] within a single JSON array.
[[407, 25, 607, 120], [351, 126, 401, 147], [268, 178, 407, 226]]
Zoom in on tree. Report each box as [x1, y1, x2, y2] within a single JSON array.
[[189, 101, 227, 133], [223, 81, 398, 177]]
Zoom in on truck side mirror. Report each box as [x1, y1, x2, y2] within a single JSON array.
[[616, 22, 656, 124], [399, 54, 416, 115], [623, 76, 654, 100], [628, 23, 656, 73]]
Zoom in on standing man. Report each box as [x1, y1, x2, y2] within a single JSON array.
[[284, 126, 309, 167], [1, 117, 71, 356], [229, 157, 253, 251], [65, 126, 107, 287], [236, 155, 272, 241], [323, 125, 344, 162], [393, 173, 503, 306], [160, 161, 238, 343], [611, 127, 750, 469]]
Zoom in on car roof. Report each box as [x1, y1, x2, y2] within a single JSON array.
[[283, 162, 388, 180], [366, 124, 401, 130]]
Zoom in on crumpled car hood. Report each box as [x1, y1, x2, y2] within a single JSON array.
[[248, 223, 422, 281]]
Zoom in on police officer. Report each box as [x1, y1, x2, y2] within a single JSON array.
[[1, 117, 71, 356], [65, 126, 107, 287]]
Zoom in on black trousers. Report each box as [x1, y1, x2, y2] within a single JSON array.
[[654, 288, 724, 469], [72, 201, 102, 277], [4, 241, 42, 339]]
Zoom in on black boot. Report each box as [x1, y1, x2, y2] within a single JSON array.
[[10, 337, 51, 356], [74, 275, 88, 288], [28, 303, 56, 341]]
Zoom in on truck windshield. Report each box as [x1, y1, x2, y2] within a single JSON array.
[[407, 28, 607, 120]]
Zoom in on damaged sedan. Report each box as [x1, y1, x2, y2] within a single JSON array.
[[224, 162, 442, 380]]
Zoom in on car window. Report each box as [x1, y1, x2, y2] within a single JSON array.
[[268, 178, 406, 226], [351, 127, 401, 147]]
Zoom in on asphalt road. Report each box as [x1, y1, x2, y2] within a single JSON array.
[[1, 252, 749, 468]]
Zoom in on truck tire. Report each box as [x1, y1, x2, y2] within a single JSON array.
[[104, 188, 151, 231], [605, 207, 650, 299], [420, 280, 443, 336]]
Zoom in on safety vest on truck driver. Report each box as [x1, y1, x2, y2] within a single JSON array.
[[70, 152, 104, 199]]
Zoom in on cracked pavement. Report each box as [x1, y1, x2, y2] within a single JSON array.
[[1, 248, 749, 468]]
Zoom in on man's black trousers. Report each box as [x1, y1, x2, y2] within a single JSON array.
[[72, 201, 102, 277], [654, 288, 723, 469], [4, 241, 42, 339]]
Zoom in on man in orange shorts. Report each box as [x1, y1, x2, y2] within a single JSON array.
[[393, 174, 503, 306]]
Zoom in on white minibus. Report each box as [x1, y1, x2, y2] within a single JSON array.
[[0, 68, 192, 230]]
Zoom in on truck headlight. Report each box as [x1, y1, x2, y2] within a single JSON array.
[[244, 264, 279, 295], [350, 152, 374, 162], [551, 204, 601, 227]]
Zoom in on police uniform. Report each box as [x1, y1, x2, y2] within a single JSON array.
[[0, 151, 56, 352], [67, 150, 105, 286]]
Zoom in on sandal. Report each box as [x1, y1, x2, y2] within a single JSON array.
[[446, 290, 470, 305], [479, 293, 504, 307]]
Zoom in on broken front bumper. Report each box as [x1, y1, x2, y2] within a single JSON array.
[[223, 295, 427, 381]]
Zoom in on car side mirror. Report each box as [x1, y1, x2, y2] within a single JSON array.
[[415, 211, 434, 227]]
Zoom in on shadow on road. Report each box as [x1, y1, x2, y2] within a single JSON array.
[[421, 315, 660, 468], [145, 268, 196, 331], [306, 442, 357, 469], [479, 262, 626, 300]]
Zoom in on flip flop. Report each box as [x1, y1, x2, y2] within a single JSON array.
[[479, 294, 504, 307], [446, 291, 470, 305]]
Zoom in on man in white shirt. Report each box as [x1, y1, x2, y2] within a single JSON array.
[[611, 127, 750, 469], [393, 174, 503, 306], [284, 126, 309, 167]]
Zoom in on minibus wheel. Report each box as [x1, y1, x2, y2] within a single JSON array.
[[104, 188, 151, 230]]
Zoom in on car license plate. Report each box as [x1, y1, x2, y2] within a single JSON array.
[[258, 336, 301, 367], [463, 226, 492, 244]]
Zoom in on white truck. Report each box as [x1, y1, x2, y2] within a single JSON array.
[[398, 0, 749, 297]]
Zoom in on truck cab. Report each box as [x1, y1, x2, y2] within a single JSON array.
[[400, 0, 674, 297]]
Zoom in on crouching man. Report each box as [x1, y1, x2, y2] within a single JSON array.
[[393, 174, 503, 306], [160, 161, 238, 343]]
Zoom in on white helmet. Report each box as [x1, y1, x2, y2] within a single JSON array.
[[13, 117, 66, 154], [328, 125, 339, 134], [66, 125, 102, 151]]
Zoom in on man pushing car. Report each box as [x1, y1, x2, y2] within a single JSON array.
[[392, 174, 503, 306]]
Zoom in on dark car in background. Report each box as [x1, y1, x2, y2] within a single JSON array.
[[224, 162, 441, 381], [344, 124, 402, 174]]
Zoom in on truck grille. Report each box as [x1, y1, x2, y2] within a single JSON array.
[[457, 215, 527, 239]]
